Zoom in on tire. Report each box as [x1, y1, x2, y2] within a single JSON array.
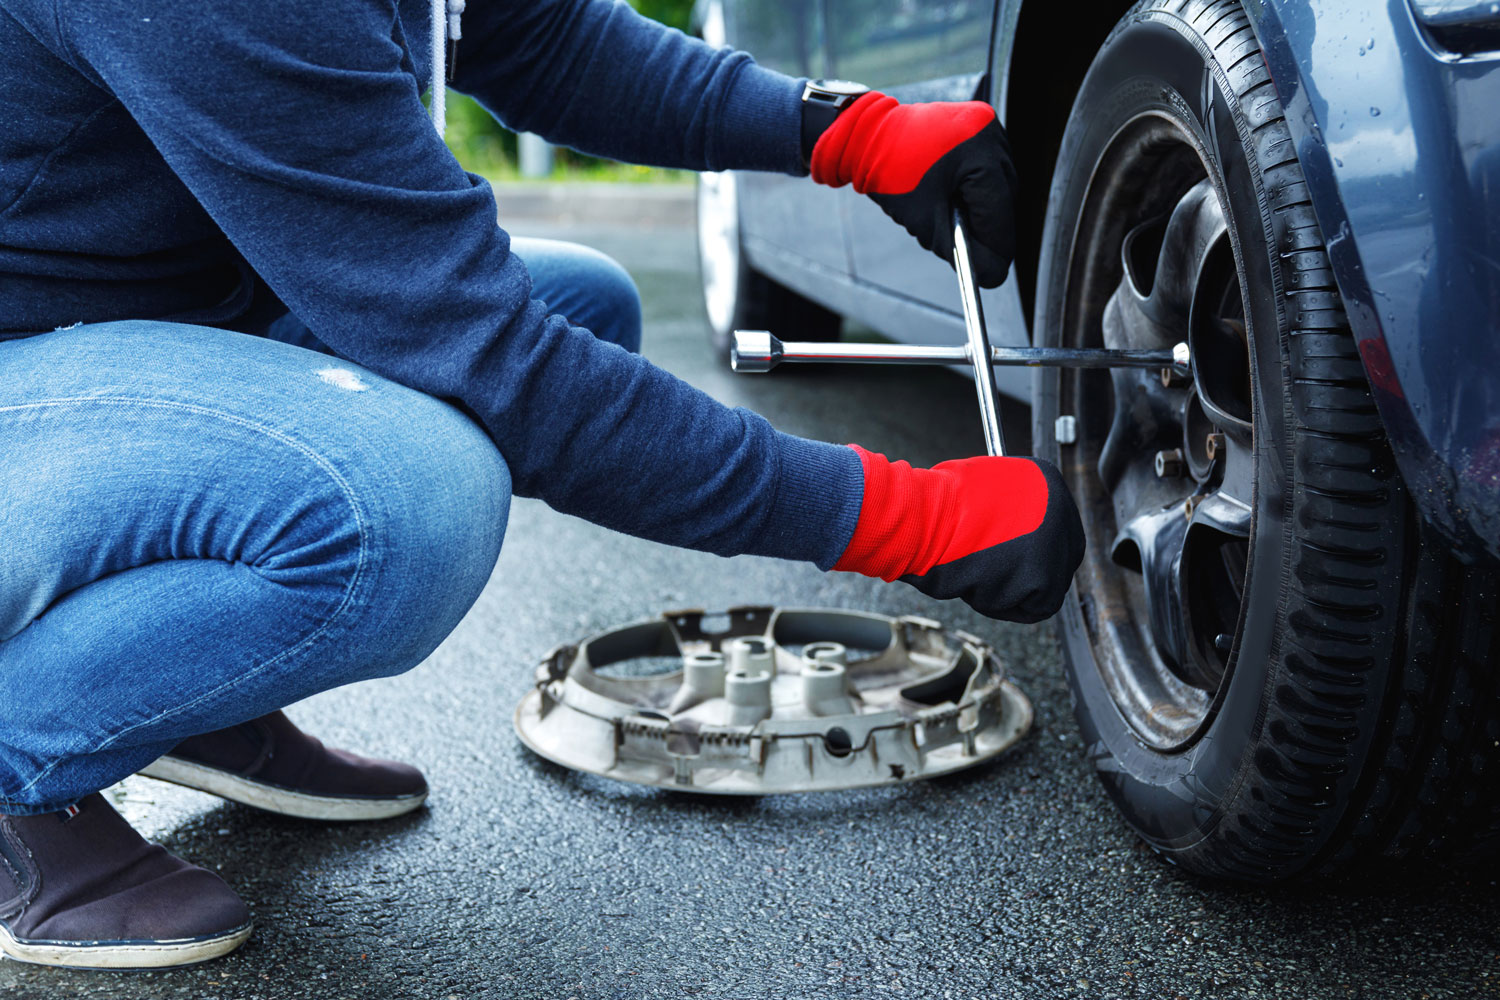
[[695, 170, 840, 360], [1031, 0, 1500, 879]]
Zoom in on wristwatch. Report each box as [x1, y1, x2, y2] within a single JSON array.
[[801, 78, 871, 164]]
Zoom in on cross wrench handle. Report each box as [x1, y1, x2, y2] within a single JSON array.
[[727, 220, 1195, 460], [729, 335, 1182, 371], [730, 335, 1184, 371], [951, 209, 1005, 456]]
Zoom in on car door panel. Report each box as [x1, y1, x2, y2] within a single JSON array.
[[824, 0, 993, 91], [824, 1, 1026, 347], [714, 0, 849, 274], [830, 0, 992, 303]]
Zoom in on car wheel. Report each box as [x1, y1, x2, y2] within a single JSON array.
[[1032, 0, 1500, 879], [696, 170, 840, 359]]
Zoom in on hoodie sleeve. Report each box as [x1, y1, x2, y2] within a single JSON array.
[[450, 0, 808, 175], [55, 0, 861, 567]]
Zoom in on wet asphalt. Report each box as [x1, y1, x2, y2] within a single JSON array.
[[4, 194, 1496, 1000]]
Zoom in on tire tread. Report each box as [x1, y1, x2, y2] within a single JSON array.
[[1117, 0, 1500, 878]]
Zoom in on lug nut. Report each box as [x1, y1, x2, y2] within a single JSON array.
[[1205, 432, 1225, 461], [1154, 449, 1187, 478], [1184, 493, 1207, 520], [1054, 414, 1078, 446], [1161, 366, 1191, 388]]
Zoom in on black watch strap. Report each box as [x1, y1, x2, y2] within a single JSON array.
[[800, 79, 871, 165]]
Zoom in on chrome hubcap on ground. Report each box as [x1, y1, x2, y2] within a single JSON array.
[[696, 170, 741, 337], [1064, 115, 1254, 750]]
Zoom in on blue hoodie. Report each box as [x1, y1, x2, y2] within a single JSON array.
[[0, 0, 863, 567]]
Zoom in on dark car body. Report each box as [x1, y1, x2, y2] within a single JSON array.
[[703, 0, 1500, 566]]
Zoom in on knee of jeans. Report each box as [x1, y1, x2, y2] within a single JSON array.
[[586, 252, 643, 354], [343, 400, 510, 677]]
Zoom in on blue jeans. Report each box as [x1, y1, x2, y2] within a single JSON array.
[[0, 238, 641, 814]]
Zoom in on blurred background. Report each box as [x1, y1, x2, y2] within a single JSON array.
[[443, 0, 695, 182]]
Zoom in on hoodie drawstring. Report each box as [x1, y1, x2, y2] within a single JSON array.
[[430, 0, 465, 136]]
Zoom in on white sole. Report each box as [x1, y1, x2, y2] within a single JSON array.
[[0, 918, 252, 970], [137, 756, 426, 822]]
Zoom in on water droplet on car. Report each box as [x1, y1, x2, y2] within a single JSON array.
[[1369, 106, 1381, 117]]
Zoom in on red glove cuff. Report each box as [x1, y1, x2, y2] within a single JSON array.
[[809, 92, 996, 197], [832, 445, 1050, 580]]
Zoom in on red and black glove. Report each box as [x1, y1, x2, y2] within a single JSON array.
[[833, 446, 1085, 623], [808, 92, 1017, 288]]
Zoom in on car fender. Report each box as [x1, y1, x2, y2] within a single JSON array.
[[1245, 0, 1500, 563]]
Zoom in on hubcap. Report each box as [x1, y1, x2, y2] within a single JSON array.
[[696, 170, 741, 339], [1063, 116, 1254, 750]]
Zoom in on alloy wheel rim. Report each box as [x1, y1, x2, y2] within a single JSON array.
[[1062, 113, 1256, 751]]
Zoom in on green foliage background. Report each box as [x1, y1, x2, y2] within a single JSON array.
[[632, 0, 696, 31], [444, 0, 696, 182]]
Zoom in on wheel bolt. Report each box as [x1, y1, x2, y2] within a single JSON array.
[[1205, 432, 1225, 461], [1154, 449, 1187, 478], [1161, 366, 1191, 388]]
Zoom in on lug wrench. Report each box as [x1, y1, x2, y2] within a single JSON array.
[[952, 207, 1006, 456], [731, 211, 1192, 455]]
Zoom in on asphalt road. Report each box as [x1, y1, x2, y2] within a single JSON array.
[[4, 195, 1496, 1000]]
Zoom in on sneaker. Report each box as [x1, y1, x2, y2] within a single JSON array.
[[137, 711, 427, 822], [0, 794, 252, 969]]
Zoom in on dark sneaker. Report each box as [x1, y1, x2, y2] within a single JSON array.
[[0, 794, 252, 969], [138, 711, 427, 822]]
